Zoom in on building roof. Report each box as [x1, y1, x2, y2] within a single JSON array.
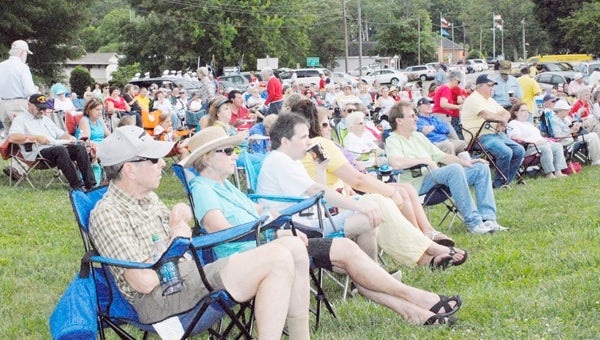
[[65, 53, 120, 66], [439, 38, 463, 50]]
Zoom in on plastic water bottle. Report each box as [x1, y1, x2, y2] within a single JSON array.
[[151, 234, 183, 296], [260, 204, 276, 243], [377, 153, 392, 181]]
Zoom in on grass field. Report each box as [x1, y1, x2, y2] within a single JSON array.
[[0, 158, 598, 339]]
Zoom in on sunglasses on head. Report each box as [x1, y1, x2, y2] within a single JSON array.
[[215, 147, 240, 156]]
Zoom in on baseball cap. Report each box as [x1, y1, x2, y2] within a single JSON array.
[[97, 126, 174, 166], [574, 73, 584, 81], [554, 100, 571, 111], [499, 60, 512, 75], [475, 75, 497, 85], [11, 40, 33, 54], [543, 94, 558, 102], [417, 97, 434, 106], [28, 94, 48, 110]]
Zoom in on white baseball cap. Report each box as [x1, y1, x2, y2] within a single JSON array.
[[97, 126, 174, 166], [11, 40, 33, 54], [554, 100, 571, 111]]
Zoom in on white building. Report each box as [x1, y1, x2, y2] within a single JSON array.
[[62, 53, 121, 84]]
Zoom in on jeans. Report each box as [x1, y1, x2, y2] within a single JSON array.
[[39, 144, 96, 189], [479, 133, 525, 187], [419, 163, 497, 230], [267, 99, 283, 115]]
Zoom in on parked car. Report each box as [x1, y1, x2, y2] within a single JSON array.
[[239, 71, 262, 83], [360, 69, 407, 86], [278, 68, 329, 86], [573, 61, 600, 76], [332, 71, 359, 87], [349, 65, 376, 76], [536, 62, 574, 73], [469, 59, 488, 72], [127, 77, 203, 97], [403, 65, 435, 81], [448, 61, 474, 74], [535, 71, 577, 92], [217, 74, 251, 92]]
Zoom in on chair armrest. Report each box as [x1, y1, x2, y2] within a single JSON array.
[[191, 217, 267, 250]]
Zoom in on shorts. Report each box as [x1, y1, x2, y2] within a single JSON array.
[[307, 238, 334, 271], [310, 210, 354, 236], [131, 257, 229, 324]]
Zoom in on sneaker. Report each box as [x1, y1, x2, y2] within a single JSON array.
[[3, 166, 22, 181], [484, 220, 510, 232], [468, 222, 495, 234]]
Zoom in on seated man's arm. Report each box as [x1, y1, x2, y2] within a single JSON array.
[[7, 133, 50, 145], [388, 154, 437, 170], [477, 108, 510, 127], [440, 97, 460, 111]]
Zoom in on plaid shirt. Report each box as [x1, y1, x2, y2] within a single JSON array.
[[89, 182, 171, 302]]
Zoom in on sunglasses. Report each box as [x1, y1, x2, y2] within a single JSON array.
[[345, 108, 356, 113], [129, 157, 160, 164], [321, 121, 331, 128], [215, 147, 240, 156]]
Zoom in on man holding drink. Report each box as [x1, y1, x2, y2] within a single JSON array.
[[492, 60, 523, 111]]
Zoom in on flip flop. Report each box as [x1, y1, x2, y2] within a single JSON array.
[[426, 230, 455, 247], [429, 294, 462, 316], [429, 247, 468, 270], [423, 313, 458, 326]]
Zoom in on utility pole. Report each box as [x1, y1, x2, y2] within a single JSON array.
[[492, 13, 496, 58], [358, 0, 363, 76], [343, 0, 349, 73], [521, 19, 526, 61], [417, 17, 421, 65]]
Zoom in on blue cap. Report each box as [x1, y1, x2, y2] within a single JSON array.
[[475, 75, 497, 85]]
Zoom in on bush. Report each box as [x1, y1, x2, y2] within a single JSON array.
[[69, 66, 95, 97]]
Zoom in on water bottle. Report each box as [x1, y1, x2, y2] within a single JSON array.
[[151, 234, 183, 296], [260, 204, 276, 243]]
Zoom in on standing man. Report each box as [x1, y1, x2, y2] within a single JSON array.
[[261, 67, 283, 115], [433, 64, 447, 86], [492, 61, 523, 111], [462, 75, 525, 188], [517, 67, 542, 121], [0, 40, 37, 133], [432, 70, 463, 139]]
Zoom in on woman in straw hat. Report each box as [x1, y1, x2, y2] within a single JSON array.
[[178, 126, 463, 326]]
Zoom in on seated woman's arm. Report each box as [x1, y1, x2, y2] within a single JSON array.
[[77, 117, 91, 140]]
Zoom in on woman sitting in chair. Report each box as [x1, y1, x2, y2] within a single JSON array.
[[507, 102, 568, 178], [154, 112, 189, 158], [178, 126, 464, 326], [294, 100, 461, 249]]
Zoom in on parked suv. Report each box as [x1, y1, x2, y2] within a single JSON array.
[[127, 77, 203, 97], [574, 61, 600, 77], [403, 65, 435, 81]]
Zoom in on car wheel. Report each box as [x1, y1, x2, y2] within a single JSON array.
[[419, 75, 427, 81], [390, 78, 399, 85]]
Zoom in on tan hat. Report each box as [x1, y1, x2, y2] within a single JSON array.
[[499, 60, 511, 75], [97, 126, 174, 166], [179, 126, 245, 168], [11, 40, 33, 54]]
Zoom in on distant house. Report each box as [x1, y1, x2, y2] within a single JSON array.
[[437, 38, 465, 64], [62, 52, 121, 85]]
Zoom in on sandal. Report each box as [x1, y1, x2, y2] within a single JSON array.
[[423, 313, 458, 326], [429, 294, 462, 316], [426, 230, 455, 247], [429, 247, 468, 270]]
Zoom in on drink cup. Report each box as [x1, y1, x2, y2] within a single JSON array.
[[508, 90, 515, 98], [307, 143, 327, 163]]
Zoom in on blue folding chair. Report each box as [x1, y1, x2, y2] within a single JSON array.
[[54, 185, 264, 339], [172, 163, 338, 330]]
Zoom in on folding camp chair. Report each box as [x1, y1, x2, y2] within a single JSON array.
[[511, 139, 543, 178], [64, 186, 262, 339], [539, 110, 590, 164], [172, 163, 338, 330], [0, 139, 64, 188], [462, 120, 513, 185]]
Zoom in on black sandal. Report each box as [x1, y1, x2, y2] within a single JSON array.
[[429, 294, 462, 316], [424, 313, 458, 326], [429, 247, 468, 270]]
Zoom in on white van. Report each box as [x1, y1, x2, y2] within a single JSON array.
[[280, 68, 329, 86]]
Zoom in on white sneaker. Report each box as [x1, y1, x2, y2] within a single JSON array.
[[484, 220, 510, 232], [469, 222, 495, 234], [591, 160, 600, 166]]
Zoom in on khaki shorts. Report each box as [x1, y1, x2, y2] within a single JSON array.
[[131, 257, 229, 324]]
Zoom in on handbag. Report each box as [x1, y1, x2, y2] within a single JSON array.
[[562, 161, 582, 175]]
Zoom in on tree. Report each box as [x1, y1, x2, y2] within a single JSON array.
[[0, 0, 93, 84], [559, 2, 600, 55], [69, 66, 95, 97], [109, 62, 142, 88], [532, 0, 592, 53]]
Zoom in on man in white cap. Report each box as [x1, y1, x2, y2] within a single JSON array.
[[0, 40, 37, 132], [568, 73, 587, 97], [89, 126, 311, 339]]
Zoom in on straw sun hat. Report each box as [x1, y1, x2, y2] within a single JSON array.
[[179, 126, 244, 168]]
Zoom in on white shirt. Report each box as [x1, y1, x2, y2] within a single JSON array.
[[0, 56, 37, 99], [54, 96, 77, 113], [9, 111, 66, 161], [506, 119, 543, 143]]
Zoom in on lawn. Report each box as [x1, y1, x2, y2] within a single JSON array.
[[0, 159, 598, 339]]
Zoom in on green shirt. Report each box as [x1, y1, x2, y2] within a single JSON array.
[[385, 131, 445, 191]]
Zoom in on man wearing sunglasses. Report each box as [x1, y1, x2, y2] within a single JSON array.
[[7, 94, 96, 190]]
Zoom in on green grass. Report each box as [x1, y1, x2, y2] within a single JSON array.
[[1, 158, 599, 339]]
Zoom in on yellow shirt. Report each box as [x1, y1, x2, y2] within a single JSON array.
[[136, 96, 151, 112], [461, 90, 505, 141], [301, 137, 348, 188], [517, 75, 542, 113]]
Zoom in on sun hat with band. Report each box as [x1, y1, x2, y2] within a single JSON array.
[[97, 126, 174, 166], [179, 126, 245, 168]]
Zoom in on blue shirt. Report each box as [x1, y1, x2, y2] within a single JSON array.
[[492, 75, 523, 107], [416, 115, 450, 143], [189, 175, 260, 258], [248, 123, 270, 153]]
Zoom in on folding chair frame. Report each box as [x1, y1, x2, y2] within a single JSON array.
[[462, 120, 513, 185], [0, 140, 65, 188]]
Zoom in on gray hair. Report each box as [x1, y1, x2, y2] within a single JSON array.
[[261, 67, 273, 77], [448, 71, 462, 81], [198, 66, 209, 77]]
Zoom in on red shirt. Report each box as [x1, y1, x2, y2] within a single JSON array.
[[105, 96, 127, 111], [264, 76, 283, 105], [319, 78, 326, 90], [432, 85, 459, 117], [230, 106, 253, 130], [569, 100, 591, 119]]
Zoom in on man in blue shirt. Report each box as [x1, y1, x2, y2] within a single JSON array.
[[416, 97, 466, 155], [492, 61, 522, 111]]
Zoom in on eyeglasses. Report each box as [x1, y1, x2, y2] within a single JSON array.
[[129, 157, 160, 164], [215, 147, 240, 156], [345, 108, 356, 113]]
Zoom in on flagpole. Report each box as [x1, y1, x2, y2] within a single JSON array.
[[492, 13, 496, 59], [440, 12, 444, 63]]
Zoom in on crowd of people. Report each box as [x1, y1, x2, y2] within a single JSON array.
[[3, 38, 600, 338]]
